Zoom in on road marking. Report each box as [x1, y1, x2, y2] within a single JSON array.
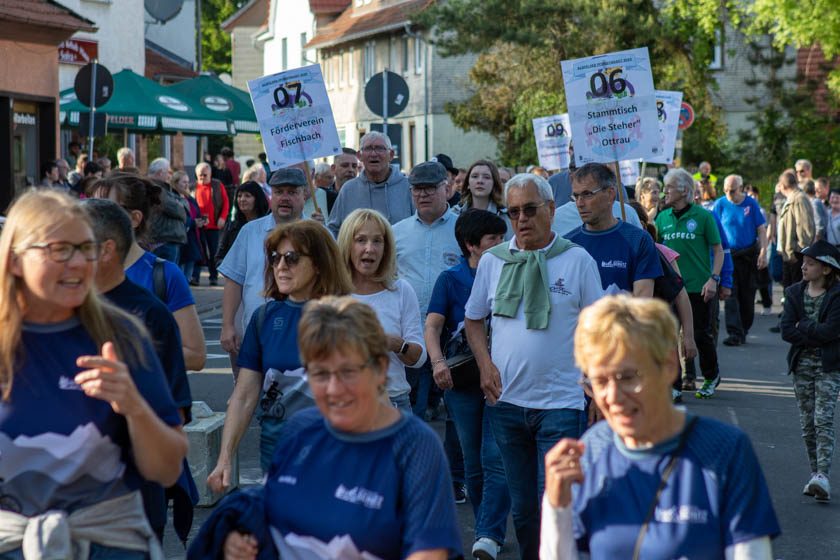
[[203, 318, 222, 324], [727, 406, 739, 427], [205, 340, 221, 347]]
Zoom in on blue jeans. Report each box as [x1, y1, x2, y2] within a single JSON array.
[[390, 392, 412, 414], [407, 361, 434, 419], [487, 402, 586, 560], [152, 242, 180, 265], [0, 544, 148, 560], [446, 386, 510, 544]]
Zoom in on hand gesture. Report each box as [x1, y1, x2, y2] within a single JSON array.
[[544, 439, 586, 508], [75, 342, 144, 417]]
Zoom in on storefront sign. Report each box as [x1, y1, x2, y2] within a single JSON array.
[[532, 113, 572, 170], [248, 64, 342, 168], [561, 47, 659, 165], [13, 113, 36, 126], [58, 39, 98, 66]]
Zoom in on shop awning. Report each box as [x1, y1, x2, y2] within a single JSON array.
[[59, 69, 235, 135], [166, 74, 259, 133]]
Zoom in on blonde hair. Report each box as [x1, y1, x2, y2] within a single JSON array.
[[298, 296, 388, 366], [337, 209, 397, 289], [574, 295, 678, 375], [636, 177, 661, 200], [0, 189, 147, 400], [242, 163, 265, 183]]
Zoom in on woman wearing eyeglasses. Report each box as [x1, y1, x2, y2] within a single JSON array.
[[541, 296, 780, 560], [454, 160, 512, 239], [0, 190, 186, 557], [207, 221, 352, 489], [194, 297, 461, 560]]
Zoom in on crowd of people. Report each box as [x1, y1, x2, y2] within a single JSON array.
[[3, 132, 838, 559]]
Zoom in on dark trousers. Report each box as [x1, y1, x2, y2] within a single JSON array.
[[724, 245, 758, 339], [685, 292, 719, 382], [756, 265, 772, 308], [782, 254, 804, 288], [194, 228, 220, 282]]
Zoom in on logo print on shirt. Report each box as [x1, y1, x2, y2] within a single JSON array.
[[744, 206, 751, 216], [273, 317, 286, 330], [443, 252, 460, 267], [600, 259, 627, 269], [334, 484, 384, 510], [58, 376, 83, 391], [655, 505, 709, 524], [549, 277, 571, 295], [686, 219, 698, 233]]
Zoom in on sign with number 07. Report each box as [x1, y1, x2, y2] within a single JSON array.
[[248, 64, 342, 169], [561, 47, 659, 165]]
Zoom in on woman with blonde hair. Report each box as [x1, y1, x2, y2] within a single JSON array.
[[541, 295, 780, 559], [636, 177, 662, 221], [208, 220, 353, 488], [0, 189, 186, 557], [337, 209, 425, 412]]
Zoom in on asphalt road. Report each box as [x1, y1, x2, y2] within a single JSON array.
[[162, 288, 838, 559]]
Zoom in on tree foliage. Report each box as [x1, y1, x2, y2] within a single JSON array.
[[419, 0, 730, 166], [201, 0, 247, 74]]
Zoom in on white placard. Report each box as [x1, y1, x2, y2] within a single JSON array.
[[646, 90, 683, 164], [619, 160, 640, 186], [561, 47, 659, 165], [532, 113, 572, 170], [248, 64, 342, 169]]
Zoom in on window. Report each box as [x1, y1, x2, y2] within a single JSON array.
[[339, 50, 345, 86], [300, 33, 308, 67], [349, 47, 356, 84], [281, 37, 288, 70], [414, 37, 424, 75], [401, 36, 409, 74], [337, 126, 347, 147], [364, 41, 376, 82], [709, 28, 723, 70]]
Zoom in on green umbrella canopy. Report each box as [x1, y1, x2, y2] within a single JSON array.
[[59, 69, 234, 135], [166, 74, 259, 133]]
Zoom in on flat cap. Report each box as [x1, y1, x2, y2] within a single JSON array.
[[268, 168, 306, 187], [408, 161, 447, 186]]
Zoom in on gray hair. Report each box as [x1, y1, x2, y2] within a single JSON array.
[[724, 174, 743, 191], [795, 159, 812, 171], [242, 163, 265, 183], [504, 173, 554, 203], [360, 131, 392, 151], [148, 157, 170, 178], [195, 161, 211, 175], [663, 168, 696, 200], [314, 162, 332, 176], [80, 198, 135, 262], [116, 147, 134, 162]]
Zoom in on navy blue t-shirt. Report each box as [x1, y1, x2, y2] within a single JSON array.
[[427, 257, 476, 335], [265, 408, 462, 558], [565, 221, 662, 293], [126, 251, 195, 313], [0, 318, 181, 516], [237, 300, 304, 377], [573, 416, 781, 558]]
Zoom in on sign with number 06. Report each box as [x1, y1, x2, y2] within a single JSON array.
[[248, 64, 342, 169], [561, 47, 658, 165], [532, 113, 572, 170]]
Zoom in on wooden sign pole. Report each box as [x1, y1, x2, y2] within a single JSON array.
[[302, 160, 322, 215], [613, 161, 626, 221]]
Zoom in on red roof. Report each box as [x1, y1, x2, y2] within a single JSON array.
[[0, 0, 95, 32], [309, 0, 351, 14], [146, 47, 197, 82], [797, 45, 840, 116], [307, 0, 432, 49]]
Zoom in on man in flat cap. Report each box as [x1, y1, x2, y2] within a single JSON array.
[[218, 167, 310, 376]]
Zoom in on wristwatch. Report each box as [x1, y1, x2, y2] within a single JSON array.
[[399, 340, 410, 355], [710, 274, 721, 284]]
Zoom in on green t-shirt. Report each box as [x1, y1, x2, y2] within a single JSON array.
[[655, 204, 721, 293]]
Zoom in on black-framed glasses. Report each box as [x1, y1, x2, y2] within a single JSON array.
[[579, 369, 644, 395], [570, 185, 609, 202], [270, 250, 309, 267], [360, 145, 389, 154], [306, 360, 373, 386], [23, 241, 100, 263], [410, 184, 443, 197], [507, 202, 546, 220]]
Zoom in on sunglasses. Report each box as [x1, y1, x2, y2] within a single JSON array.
[[507, 202, 546, 220], [270, 250, 309, 267]]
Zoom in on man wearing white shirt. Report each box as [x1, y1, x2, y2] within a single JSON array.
[[465, 173, 603, 560]]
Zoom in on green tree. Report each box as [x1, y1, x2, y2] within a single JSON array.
[[200, 0, 246, 74], [419, 0, 729, 166]]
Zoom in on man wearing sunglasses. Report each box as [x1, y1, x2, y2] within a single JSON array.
[[218, 168, 310, 376], [327, 131, 414, 237], [463, 173, 602, 559]]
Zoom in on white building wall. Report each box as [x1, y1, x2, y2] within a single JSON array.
[[57, 0, 146, 91], [144, 0, 197, 65], [261, 0, 316, 76]]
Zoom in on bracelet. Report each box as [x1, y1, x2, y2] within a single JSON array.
[[431, 358, 447, 366]]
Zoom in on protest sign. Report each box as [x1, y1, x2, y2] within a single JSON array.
[[561, 47, 659, 165], [532, 113, 572, 170], [248, 64, 342, 169], [619, 160, 640, 186], [647, 90, 683, 164]]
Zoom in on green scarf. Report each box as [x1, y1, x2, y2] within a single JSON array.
[[487, 236, 576, 329]]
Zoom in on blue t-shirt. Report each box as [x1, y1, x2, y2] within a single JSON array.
[[573, 417, 780, 558], [265, 408, 462, 559], [427, 257, 476, 335], [713, 196, 766, 251], [0, 318, 181, 516], [237, 300, 304, 376], [126, 251, 195, 313], [565, 221, 663, 293]]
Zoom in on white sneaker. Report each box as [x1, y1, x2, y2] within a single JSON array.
[[761, 307, 773, 316], [803, 473, 817, 496], [472, 537, 500, 560], [808, 473, 831, 501]]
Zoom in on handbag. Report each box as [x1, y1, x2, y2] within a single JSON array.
[[443, 326, 481, 390]]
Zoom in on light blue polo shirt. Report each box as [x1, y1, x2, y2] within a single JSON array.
[[393, 209, 462, 328], [218, 213, 275, 335]]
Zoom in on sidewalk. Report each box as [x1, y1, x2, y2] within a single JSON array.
[[190, 276, 225, 317]]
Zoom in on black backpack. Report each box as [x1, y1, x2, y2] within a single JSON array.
[[653, 250, 684, 304]]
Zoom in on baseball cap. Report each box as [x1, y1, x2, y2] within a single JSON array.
[[431, 154, 458, 175]]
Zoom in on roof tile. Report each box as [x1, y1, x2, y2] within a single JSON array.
[[0, 0, 95, 32], [307, 0, 432, 49]]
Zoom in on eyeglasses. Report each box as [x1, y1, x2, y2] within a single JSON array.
[[307, 361, 373, 386], [579, 369, 644, 395], [507, 202, 546, 220], [360, 145, 389, 154], [410, 184, 442, 197], [797, 169, 807, 175], [23, 241, 100, 263], [570, 185, 609, 202], [270, 250, 309, 267]]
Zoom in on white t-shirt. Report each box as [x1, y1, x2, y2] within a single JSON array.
[[353, 279, 427, 397], [465, 235, 603, 410]]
